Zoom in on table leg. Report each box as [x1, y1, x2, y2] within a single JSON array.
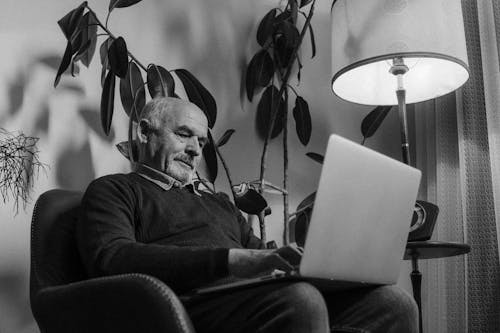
[[410, 256, 423, 333]]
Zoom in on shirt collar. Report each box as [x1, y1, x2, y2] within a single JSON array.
[[135, 163, 201, 196]]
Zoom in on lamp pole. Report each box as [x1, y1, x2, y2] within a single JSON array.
[[390, 57, 411, 166], [390, 57, 424, 333]]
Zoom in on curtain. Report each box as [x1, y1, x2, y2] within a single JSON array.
[[412, 1, 500, 331]]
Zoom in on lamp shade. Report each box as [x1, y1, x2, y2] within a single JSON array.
[[331, 0, 469, 105]]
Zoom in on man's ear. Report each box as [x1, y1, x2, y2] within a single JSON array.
[[137, 119, 151, 144]]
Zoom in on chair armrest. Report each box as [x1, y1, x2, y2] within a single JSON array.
[[32, 273, 195, 333]]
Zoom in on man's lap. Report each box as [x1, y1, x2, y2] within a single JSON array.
[[183, 282, 418, 333], [324, 285, 418, 333]]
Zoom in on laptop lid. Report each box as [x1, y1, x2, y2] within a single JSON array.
[[299, 134, 421, 284]]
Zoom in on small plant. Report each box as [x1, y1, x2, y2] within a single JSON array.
[[0, 129, 46, 213]]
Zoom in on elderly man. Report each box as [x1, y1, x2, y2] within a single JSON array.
[[77, 97, 418, 333]]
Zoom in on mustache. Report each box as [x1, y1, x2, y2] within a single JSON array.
[[175, 156, 195, 168]]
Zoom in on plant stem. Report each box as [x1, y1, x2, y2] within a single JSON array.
[[286, 84, 299, 97], [127, 110, 135, 164], [258, 211, 267, 245], [105, 10, 111, 29], [85, 5, 148, 72], [288, 203, 313, 218], [273, 56, 290, 246], [290, 0, 298, 25], [214, 144, 236, 201], [282, 90, 290, 245]]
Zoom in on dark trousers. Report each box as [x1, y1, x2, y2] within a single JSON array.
[[184, 282, 418, 333]]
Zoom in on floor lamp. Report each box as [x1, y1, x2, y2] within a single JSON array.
[[330, 0, 469, 332]]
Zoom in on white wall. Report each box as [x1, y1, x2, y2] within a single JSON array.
[[0, 1, 411, 332]]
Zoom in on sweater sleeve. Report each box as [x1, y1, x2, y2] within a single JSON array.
[[213, 191, 264, 249], [228, 201, 264, 249], [76, 176, 229, 293], [237, 212, 265, 249]]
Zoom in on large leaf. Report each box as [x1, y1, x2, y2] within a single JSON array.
[[256, 8, 277, 46], [73, 39, 92, 61], [245, 60, 256, 102], [69, 30, 84, 55], [275, 9, 292, 23], [292, 96, 311, 145], [360, 106, 392, 144], [216, 129, 235, 147], [308, 23, 316, 58], [274, 35, 294, 68], [54, 42, 73, 87], [297, 192, 316, 211], [253, 50, 274, 87], [134, 86, 146, 119], [294, 191, 316, 247], [331, 0, 340, 11], [147, 64, 175, 98], [300, 0, 314, 7], [99, 37, 113, 87], [100, 37, 113, 68], [202, 131, 218, 183], [108, 37, 128, 79], [57, 1, 87, 41], [175, 69, 217, 129], [291, 0, 299, 24], [306, 152, 324, 164], [131, 85, 146, 120], [296, 54, 303, 83], [256, 85, 285, 140], [245, 50, 274, 102], [116, 140, 138, 161], [100, 71, 116, 136], [120, 61, 144, 120], [292, 212, 309, 247], [109, 0, 143, 11], [277, 21, 300, 48], [235, 188, 268, 215], [73, 11, 98, 67], [272, 20, 299, 68]]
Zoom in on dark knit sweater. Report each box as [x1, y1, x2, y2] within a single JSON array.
[[77, 172, 264, 293]]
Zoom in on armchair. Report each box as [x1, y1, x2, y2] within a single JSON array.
[[30, 189, 195, 333]]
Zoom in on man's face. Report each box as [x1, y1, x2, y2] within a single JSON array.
[[142, 103, 208, 183]]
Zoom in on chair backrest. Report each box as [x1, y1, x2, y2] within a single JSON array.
[[30, 189, 86, 300]]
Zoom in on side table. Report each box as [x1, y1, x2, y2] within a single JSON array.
[[404, 241, 471, 333]]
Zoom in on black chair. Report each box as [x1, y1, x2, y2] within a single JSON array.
[[30, 189, 195, 333]]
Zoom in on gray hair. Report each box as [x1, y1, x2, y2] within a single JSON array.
[[138, 97, 178, 130]]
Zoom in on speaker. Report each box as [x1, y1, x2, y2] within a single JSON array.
[[408, 200, 439, 241]]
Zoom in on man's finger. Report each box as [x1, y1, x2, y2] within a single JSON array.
[[274, 246, 302, 266], [267, 253, 295, 272], [289, 243, 304, 254]]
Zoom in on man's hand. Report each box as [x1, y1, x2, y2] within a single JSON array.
[[228, 244, 303, 278], [274, 243, 303, 267]]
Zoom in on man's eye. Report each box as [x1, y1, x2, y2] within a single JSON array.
[[177, 132, 189, 138]]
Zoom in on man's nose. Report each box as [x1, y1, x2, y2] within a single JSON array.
[[185, 137, 201, 156]]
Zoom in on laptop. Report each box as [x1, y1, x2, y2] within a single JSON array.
[[183, 134, 421, 298]]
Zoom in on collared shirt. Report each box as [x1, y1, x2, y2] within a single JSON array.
[[135, 163, 201, 196]]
